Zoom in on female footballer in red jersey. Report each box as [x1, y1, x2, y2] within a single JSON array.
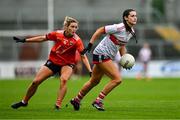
[[70, 9, 137, 111], [11, 16, 92, 110]]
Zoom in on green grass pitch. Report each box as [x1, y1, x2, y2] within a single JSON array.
[[0, 76, 180, 119]]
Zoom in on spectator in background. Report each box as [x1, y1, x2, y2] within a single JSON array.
[[11, 16, 92, 110], [137, 42, 152, 80]]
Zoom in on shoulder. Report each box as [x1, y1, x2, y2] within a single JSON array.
[[55, 30, 64, 34], [117, 23, 125, 27], [52, 30, 64, 38], [48, 30, 64, 36], [105, 23, 125, 31], [116, 23, 125, 31]]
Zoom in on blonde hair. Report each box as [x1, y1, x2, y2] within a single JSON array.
[[63, 16, 79, 27]]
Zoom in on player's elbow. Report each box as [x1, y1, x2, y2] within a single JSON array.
[[97, 27, 105, 34]]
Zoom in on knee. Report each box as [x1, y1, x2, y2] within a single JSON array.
[[32, 80, 41, 86], [32, 75, 44, 86], [89, 79, 100, 86], [60, 76, 68, 86], [117, 79, 122, 85], [113, 78, 122, 85]]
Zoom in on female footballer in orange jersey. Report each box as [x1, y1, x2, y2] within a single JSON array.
[[11, 16, 92, 110]]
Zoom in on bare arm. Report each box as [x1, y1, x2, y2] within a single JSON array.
[[89, 27, 105, 44], [80, 54, 92, 73], [25, 35, 47, 42], [119, 45, 127, 56], [81, 27, 105, 55]]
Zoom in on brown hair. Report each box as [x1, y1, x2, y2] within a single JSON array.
[[122, 9, 137, 43]]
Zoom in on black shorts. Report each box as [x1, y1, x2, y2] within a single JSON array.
[[44, 60, 75, 74], [93, 54, 111, 64]]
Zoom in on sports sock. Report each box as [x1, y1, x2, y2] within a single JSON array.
[[21, 99, 28, 104], [55, 99, 62, 108], [22, 100, 26, 104], [75, 91, 84, 102], [96, 91, 106, 101]]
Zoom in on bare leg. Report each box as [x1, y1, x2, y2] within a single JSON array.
[[55, 66, 73, 108], [98, 60, 122, 96], [74, 65, 104, 101], [91, 60, 122, 111], [23, 66, 53, 103], [70, 65, 104, 110], [11, 66, 53, 109]]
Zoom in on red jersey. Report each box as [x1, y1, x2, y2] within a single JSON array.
[[46, 30, 84, 66]]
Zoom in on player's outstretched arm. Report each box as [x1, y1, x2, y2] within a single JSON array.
[[13, 35, 47, 43]]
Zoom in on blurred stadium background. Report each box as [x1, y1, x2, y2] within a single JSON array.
[[0, 0, 180, 78], [0, 1, 180, 119]]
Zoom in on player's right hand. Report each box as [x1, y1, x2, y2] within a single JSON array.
[[13, 37, 26, 43], [81, 43, 93, 55]]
